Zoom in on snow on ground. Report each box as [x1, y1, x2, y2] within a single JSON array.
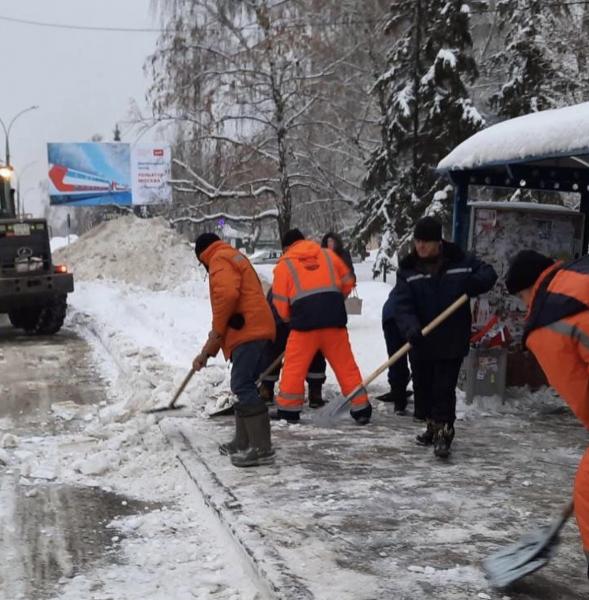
[[50, 235, 78, 252], [32, 215, 580, 598]]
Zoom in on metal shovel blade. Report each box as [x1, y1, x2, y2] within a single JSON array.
[[482, 501, 573, 589]]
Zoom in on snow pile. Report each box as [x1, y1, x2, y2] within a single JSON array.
[[54, 215, 200, 291], [438, 101, 589, 170], [50, 235, 78, 252]]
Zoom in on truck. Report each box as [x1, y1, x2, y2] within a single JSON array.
[[0, 181, 73, 334]]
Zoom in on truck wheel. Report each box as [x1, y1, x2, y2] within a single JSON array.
[[8, 308, 42, 330], [27, 296, 68, 335]]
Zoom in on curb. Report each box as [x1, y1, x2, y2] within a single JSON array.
[[159, 420, 314, 600]]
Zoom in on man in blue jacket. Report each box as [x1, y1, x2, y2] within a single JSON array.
[[393, 216, 497, 458]]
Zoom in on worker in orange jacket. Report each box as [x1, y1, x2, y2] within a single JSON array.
[[193, 233, 276, 468], [506, 250, 589, 577], [271, 228, 371, 424]]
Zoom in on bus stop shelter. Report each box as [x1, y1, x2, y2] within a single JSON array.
[[437, 101, 589, 252]]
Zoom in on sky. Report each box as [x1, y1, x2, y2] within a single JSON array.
[[0, 1, 160, 216]]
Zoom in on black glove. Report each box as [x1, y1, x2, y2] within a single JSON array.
[[350, 403, 372, 425], [407, 328, 424, 347], [228, 313, 245, 330]]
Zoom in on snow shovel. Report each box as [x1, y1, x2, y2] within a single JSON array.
[[207, 351, 285, 417], [318, 293, 469, 423], [482, 500, 574, 589], [144, 367, 196, 414]]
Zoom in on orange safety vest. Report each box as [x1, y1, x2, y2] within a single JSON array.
[[524, 257, 589, 428], [272, 240, 354, 331]]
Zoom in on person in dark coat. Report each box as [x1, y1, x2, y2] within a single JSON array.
[[393, 216, 497, 458], [380, 291, 412, 415], [321, 232, 355, 279]]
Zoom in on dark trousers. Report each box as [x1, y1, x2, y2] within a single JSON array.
[[383, 319, 410, 393], [231, 340, 267, 413], [261, 323, 326, 387], [410, 357, 463, 424]]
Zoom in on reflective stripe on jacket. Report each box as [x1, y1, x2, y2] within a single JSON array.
[[525, 257, 589, 429], [272, 240, 354, 331], [199, 240, 275, 358]]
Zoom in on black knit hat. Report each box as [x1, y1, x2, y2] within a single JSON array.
[[194, 232, 220, 258], [281, 228, 305, 249], [505, 250, 555, 294], [414, 216, 442, 242]]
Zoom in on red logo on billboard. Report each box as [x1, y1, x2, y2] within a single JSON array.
[[153, 149, 164, 157]]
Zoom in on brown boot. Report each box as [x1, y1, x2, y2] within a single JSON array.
[[433, 423, 455, 458], [416, 419, 434, 446]]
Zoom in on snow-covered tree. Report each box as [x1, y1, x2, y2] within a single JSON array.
[[489, 0, 576, 116], [358, 0, 484, 276]]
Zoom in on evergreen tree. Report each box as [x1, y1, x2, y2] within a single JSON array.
[[357, 0, 484, 276], [490, 0, 576, 117]]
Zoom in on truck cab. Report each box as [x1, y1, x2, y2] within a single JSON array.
[[0, 181, 73, 334]]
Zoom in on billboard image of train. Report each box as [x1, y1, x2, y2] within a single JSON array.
[[47, 142, 132, 206]]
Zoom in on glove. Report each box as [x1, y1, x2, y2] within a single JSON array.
[[350, 403, 372, 426], [407, 328, 424, 348]]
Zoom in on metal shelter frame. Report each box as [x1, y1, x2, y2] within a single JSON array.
[[440, 149, 589, 253]]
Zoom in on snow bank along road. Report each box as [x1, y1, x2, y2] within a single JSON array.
[[0, 316, 269, 600]]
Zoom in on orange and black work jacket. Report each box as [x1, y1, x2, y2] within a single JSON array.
[[272, 239, 355, 331], [199, 241, 275, 359], [524, 256, 589, 429]]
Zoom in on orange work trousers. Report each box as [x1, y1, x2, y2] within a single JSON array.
[[276, 328, 368, 413], [575, 448, 589, 563]]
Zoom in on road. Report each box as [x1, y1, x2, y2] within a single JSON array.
[[0, 318, 152, 600]]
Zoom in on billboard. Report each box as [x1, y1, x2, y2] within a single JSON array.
[[47, 142, 172, 206]]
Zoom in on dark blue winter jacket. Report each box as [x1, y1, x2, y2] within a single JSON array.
[[392, 241, 497, 360]]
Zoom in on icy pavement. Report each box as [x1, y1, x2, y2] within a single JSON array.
[[161, 393, 589, 600], [0, 317, 265, 600]]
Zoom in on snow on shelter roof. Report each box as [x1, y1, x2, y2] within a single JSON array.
[[467, 200, 578, 215], [438, 102, 589, 171]]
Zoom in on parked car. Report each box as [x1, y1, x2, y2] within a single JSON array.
[[250, 249, 282, 264]]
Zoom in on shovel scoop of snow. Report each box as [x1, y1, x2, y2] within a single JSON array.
[[482, 501, 573, 589]]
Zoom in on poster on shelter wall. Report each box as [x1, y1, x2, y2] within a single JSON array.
[[47, 143, 171, 206]]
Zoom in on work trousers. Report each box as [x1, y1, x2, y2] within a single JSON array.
[[410, 357, 463, 424], [276, 328, 368, 413], [575, 449, 589, 567], [230, 340, 267, 414], [382, 318, 410, 393], [261, 322, 326, 387]]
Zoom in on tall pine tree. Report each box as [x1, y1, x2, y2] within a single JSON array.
[[490, 0, 576, 117], [356, 0, 484, 276]]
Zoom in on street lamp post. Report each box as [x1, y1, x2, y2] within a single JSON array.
[[17, 160, 38, 217], [0, 105, 39, 218]]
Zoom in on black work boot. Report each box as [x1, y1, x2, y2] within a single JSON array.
[[416, 419, 434, 446], [231, 410, 275, 467], [219, 414, 248, 456], [433, 423, 455, 458], [308, 381, 326, 408], [259, 382, 275, 406]]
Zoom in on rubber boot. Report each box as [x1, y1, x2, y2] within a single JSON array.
[[308, 380, 326, 408], [433, 422, 455, 458], [416, 419, 434, 446], [269, 408, 300, 423], [231, 410, 275, 468], [259, 381, 275, 406], [218, 414, 248, 456]]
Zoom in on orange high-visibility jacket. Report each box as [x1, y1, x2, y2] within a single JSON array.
[[524, 257, 589, 428], [272, 239, 355, 331], [199, 241, 275, 358]]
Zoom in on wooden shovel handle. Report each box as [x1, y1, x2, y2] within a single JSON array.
[[351, 293, 470, 399], [256, 351, 285, 387], [169, 367, 197, 408]]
